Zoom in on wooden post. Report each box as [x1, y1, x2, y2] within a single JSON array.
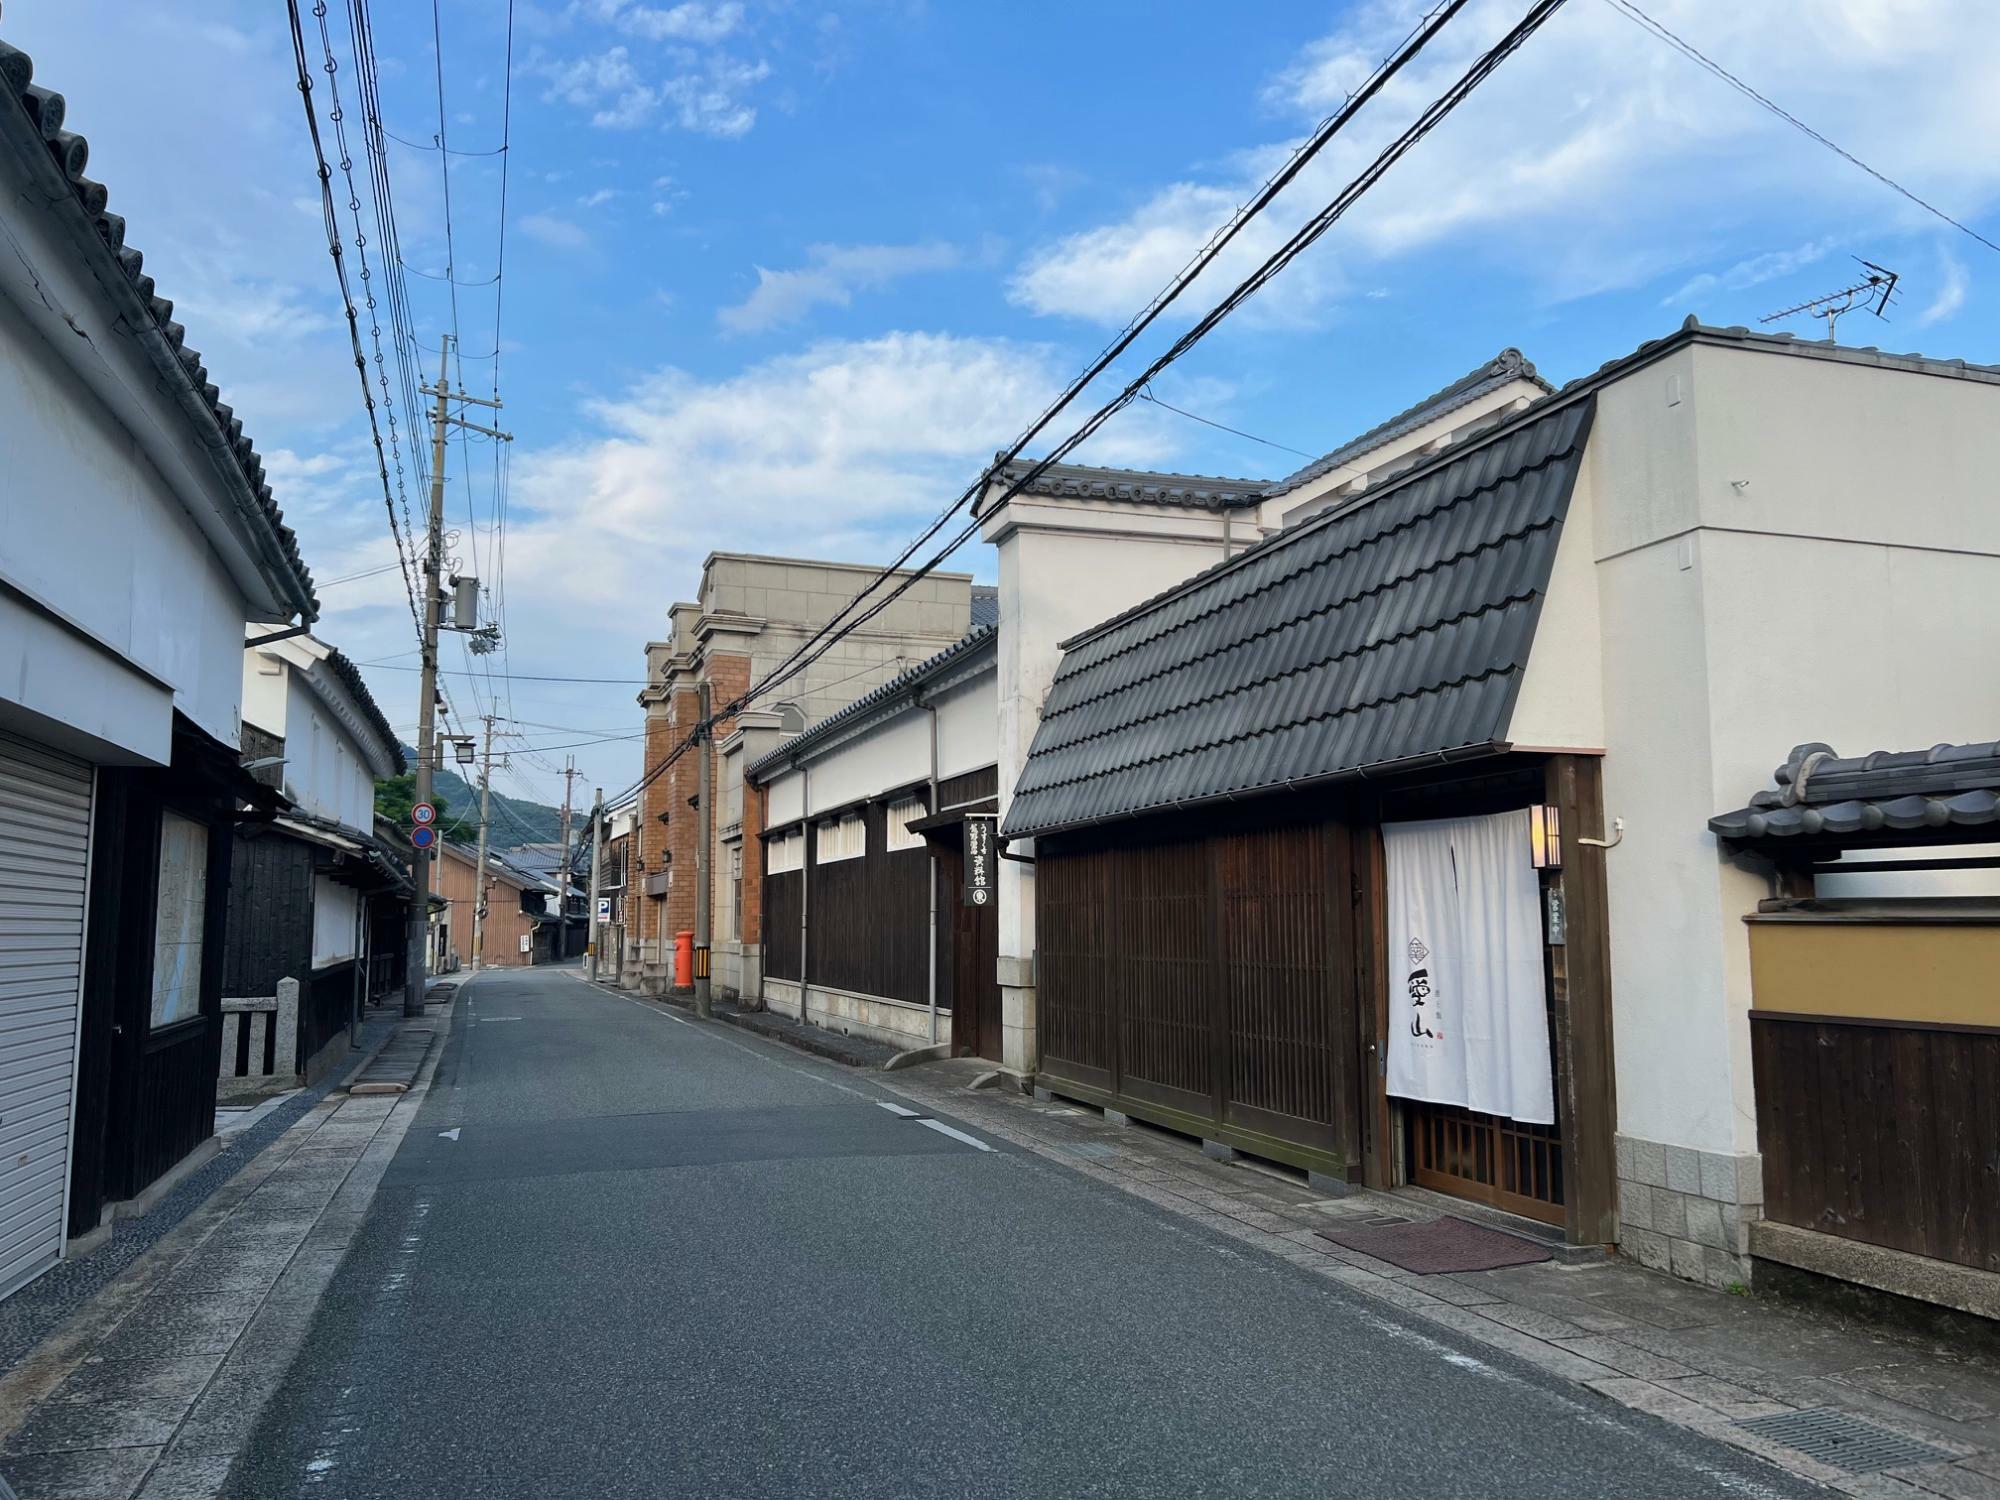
[[1544, 755, 1619, 1247]]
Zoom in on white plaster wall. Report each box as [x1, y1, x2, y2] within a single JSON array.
[[764, 770, 804, 827], [0, 304, 248, 752], [802, 710, 929, 814], [312, 875, 360, 967], [932, 670, 997, 782], [1505, 459, 1606, 755], [1591, 342, 2000, 1159], [281, 675, 376, 830]]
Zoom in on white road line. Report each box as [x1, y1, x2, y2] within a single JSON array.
[[875, 1102, 921, 1118], [918, 1118, 994, 1152]]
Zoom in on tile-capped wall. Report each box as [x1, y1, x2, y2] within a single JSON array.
[[1615, 1133, 1763, 1290]]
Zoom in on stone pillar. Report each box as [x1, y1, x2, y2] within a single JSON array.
[[1615, 1135, 1763, 1289]]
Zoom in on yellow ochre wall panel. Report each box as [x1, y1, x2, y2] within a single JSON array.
[[1747, 920, 2000, 1028]]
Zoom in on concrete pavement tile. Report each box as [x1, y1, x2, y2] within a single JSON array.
[[1474, 1301, 1594, 1341], [1833, 1477, 1936, 1499], [1963, 1453, 2000, 1479], [45, 1352, 225, 1408], [2, 1393, 186, 1455], [1656, 1374, 1792, 1420], [1360, 1279, 1447, 1315], [1415, 1305, 1621, 1383], [134, 1450, 235, 1499], [1550, 1336, 1699, 1381], [1584, 1376, 1717, 1423], [1895, 1462, 2000, 1499], [1830, 1367, 1999, 1425], [1419, 1276, 1509, 1308], [0, 1444, 162, 1499], [91, 1298, 257, 1362]]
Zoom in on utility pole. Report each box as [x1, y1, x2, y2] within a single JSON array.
[[694, 683, 713, 1018], [470, 713, 496, 972], [403, 340, 452, 1018], [586, 788, 605, 983], [556, 756, 577, 960], [403, 338, 512, 1016]]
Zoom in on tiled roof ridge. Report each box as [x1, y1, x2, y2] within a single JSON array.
[[1057, 431, 1582, 674], [1559, 314, 2000, 397], [1021, 670, 1521, 801], [0, 40, 317, 619], [744, 624, 996, 781], [1053, 401, 1589, 657], [1028, 583, 1550, 770], [320, 645, 406, 775], [1032, 536, 1560, 756], [1263, 347, 1555, 500]]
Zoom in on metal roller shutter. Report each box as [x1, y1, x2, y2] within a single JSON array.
[[0, 730, 92, 1297]]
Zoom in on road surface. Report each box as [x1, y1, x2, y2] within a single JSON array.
[[228, 964, 1811, 1498]]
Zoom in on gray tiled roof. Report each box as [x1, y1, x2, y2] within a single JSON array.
[[322, 646, 406, 776], [746, 625, 997, 783], [970, 585, 999, 629], [988, 350, 1551, 516], [0, 40, 317, 619], [1710, 740, 2000, 843], [1264, 348, 1553, 499], [994, 458, 1270, 511], [1003, 398, 1596, 839]]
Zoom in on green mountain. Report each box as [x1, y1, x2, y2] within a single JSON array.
[[376, 748, 568, 850]]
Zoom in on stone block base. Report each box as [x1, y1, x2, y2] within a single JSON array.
[[1616, 1132, 1763, 1290]]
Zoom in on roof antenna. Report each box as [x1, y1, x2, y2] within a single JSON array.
[[1759, 258, 1900, 343]]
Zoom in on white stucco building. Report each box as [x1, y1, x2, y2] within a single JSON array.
[[0, 39, 319, 1287]]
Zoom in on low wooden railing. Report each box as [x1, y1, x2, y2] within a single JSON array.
[[218, 977, 300, 1097]]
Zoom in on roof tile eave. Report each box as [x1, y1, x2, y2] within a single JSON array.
[[0, 40, 318, 620]]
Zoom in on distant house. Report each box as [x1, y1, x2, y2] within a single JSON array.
[[434, 842, 579, 967], [224, 630, 409, 1088], [0, 41, 319, 1284], [997, 321, 2000, 1297]]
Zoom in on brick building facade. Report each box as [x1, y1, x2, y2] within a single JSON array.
[[626, 553, 976, 998]]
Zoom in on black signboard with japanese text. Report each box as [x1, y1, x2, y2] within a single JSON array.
[[963, 815, 996, 908]]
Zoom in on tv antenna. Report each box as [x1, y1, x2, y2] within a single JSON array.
[[1760, 259, 1900, 343]]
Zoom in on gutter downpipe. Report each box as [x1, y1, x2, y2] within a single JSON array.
[[923, 694, 941, 1047], [799, 763, 810, 1027]]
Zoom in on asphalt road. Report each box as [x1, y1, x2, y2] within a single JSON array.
[[228, 965, 1813, 1499]]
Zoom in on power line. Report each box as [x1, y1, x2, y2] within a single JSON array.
[[286, 0, 422, 643], [608, 0, 1571, 812], [1138, 386, 1315, 459], [363, 663, 651, 685], [1605, 0, 2000, 257], [700, 0, 1480, 753]]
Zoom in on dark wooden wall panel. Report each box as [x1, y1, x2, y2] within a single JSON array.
[[223, 834, 314, 997], [1753, 1015, 2000, 1272], [806, 802, 929, 1005], [1037, 805, 1358, 1165], [938, 765, 997, 809], [763, 871, 802, 982], [301, 961, 359, 1073]]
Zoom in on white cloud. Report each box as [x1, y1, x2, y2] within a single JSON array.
[[1663, 238, 1839, 307], [1011, 0, 2000, 326], [520, 212, 591, 250], [1918, 249, 1969, 325], [578, 187, 619, 208], [718, 242, 962, 333], [538, 42, 768, 135], [497, 331, 1198, 618], [574, 0, 743, 44]]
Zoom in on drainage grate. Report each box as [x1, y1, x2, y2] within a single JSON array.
[[1058, 1142, 1122, 1159], [1735, 1409, 1956, 1473]]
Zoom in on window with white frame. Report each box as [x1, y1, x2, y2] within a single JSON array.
[[729, 844, 743, 942], [884, 793, 928, 852], [815, 811, 865, 864], [766, 830, 804, 874]]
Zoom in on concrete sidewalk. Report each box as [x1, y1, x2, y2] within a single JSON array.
[[873, 1057, 2000, 1499], [0, 997, 455, 1499]]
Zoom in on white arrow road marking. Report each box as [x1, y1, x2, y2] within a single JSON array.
[[438, 1128, 460, 1141], [875, 1102, 921, 1118], [917, 1118, 993, 1152]]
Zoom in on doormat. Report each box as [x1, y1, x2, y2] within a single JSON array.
[[1316, 1215, 1552, 1274]]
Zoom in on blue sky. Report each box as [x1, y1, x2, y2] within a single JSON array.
[[6, 0, 1997, 803]]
